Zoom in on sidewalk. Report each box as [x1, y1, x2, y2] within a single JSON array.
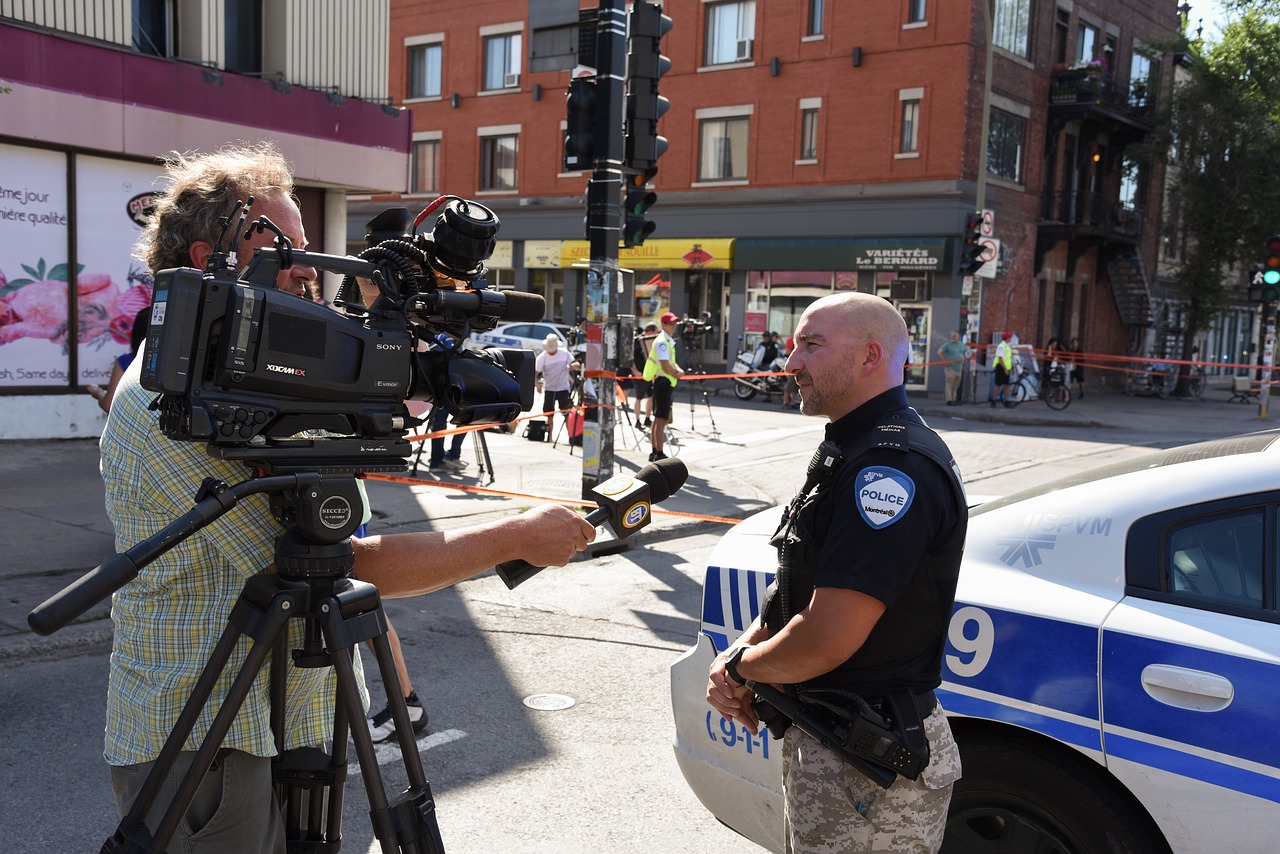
[[1, 379, 1274, 665]]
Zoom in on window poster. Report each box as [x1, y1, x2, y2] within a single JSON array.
[[0, 145, 71, 387], [75, 155, 164, 387]]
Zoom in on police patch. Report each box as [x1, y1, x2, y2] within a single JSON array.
[[856, 466, 916, 529]]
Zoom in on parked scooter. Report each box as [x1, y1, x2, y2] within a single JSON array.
[[731, 349, 788, 401]]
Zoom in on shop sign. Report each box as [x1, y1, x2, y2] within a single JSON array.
[[851, 238, 948, 272]]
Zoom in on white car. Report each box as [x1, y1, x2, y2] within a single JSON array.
[[470, 321, 574, 353], [671, 430, 1280, 854]]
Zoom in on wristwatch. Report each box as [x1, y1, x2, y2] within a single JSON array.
[[725, 644, 752, 686]]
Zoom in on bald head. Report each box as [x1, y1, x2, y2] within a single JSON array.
[[785, 292, 910, 419]]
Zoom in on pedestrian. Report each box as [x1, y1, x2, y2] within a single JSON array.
[[643, 311, 685, 461], [534, 334, 579, 440], [991, 331, 1014, 407], [87, 306, 150, 412], [1041, 337, 1064, 392], [1069, 336, 1086, 398], [632, 323, 657, 428], [426, 402, 468, 473], [935, 330, 970, 405], [100, 142, 596, 851], [783, 332, 800, 409], [705, 292, 965, 853]]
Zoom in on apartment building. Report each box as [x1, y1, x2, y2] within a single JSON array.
[[359, 0, 1179, 393], [0, 1, 408, 438]]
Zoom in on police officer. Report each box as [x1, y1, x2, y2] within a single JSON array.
[[706, 292, 966, 853]]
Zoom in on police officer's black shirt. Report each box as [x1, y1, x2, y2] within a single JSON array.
[[801, 385, 966, 695]]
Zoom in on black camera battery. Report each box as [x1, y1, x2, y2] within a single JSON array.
[[142, 267, 207, 396]]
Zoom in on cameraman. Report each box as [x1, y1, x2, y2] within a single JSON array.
[[642, 312, 685, 462], [101, 143, 595, 852]]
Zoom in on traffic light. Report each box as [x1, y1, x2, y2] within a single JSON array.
[[625, 2, 672, 173], [1264, 235, 1280, 288], [958, 212, 984, 275], [622, 167, 658, 247], [563, 76, 596, 172]]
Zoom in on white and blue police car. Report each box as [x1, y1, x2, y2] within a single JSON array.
[[671, 430, 1280, 853], [469, 321, 574, 354]]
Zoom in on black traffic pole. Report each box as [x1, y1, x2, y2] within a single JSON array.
[[581, 0, 627, 498]]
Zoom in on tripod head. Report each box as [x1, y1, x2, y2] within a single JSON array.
[[28, 464, 368, 635]]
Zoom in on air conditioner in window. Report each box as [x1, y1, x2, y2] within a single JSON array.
[[735, 39, 753, 61], [504, 72, 520, 88]]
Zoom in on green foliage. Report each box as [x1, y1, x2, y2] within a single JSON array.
[[1139, 4, 1280, 352]]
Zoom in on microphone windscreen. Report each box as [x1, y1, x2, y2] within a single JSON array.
[[635, 457, 689, 504], [500, 291, 546, 322]]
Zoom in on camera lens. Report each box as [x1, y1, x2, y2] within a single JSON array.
[[430, 199, 500, 281]]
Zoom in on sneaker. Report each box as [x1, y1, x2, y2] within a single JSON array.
[[635, 419, 645, 429], [368, 691, 429, 744], [440, 458, 468, 471], [643, 417, 652, 427], [648, 450, 667, 462]]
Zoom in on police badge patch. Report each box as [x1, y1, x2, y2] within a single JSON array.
[[856, 466, 916, 529]]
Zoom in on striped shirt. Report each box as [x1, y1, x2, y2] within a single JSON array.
[[101, 359, 366, 765]]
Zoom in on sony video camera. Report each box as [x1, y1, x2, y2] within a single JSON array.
[[138, 195, 542, 472], [675, 311, 714, 348]]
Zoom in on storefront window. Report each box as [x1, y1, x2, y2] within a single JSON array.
[[530, 270, 565, 320], [687, 270, 727, 362]]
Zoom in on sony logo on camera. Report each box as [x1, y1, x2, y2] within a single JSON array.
[[376, 343, 403, 351]]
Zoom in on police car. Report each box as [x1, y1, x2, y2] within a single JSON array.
[[470, 321, 574, 353], [671, 430, 1280, 853]]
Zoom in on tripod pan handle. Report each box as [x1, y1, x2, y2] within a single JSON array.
[[27, 553, 142, 636]]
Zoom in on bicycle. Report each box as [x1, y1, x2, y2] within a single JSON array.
[[995, 363, 1031, 408], [1041, 362, 1071, 410], [1186, 364, 1206, 398]]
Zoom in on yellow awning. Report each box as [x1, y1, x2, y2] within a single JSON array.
[[560, 238, 734, 270]]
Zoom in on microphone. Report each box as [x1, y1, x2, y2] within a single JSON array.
[[427, 288, 545, 323], [495, 457, 689, 589], [799, 440, 842, 496]]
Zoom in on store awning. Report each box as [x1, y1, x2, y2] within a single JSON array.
[[736, 237, 953, 272], [560, 238, 734, 270]]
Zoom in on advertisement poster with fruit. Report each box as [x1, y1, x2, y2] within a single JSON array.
[[75, 155, 162, 386], [0, 144, 71, 387], [0, 144, 161, 389]]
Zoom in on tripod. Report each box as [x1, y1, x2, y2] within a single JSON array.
[[678, 342, 721, 440], [32, 466, 444, 854]]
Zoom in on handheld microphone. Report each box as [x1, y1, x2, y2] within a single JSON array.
[[495, 457, 689, 589]]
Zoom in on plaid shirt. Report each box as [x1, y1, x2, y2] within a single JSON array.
[[101, 360, 366, 765]]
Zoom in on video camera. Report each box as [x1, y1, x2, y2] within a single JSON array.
[[139, 195, 542, 473], [674, 311, 714, 348]]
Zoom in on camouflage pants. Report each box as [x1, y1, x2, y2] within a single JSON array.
[[782, 706, 962, 853]]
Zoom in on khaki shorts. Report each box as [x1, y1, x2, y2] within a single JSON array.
[[782, 706, 962, 853], [110, 749, 285, 854]]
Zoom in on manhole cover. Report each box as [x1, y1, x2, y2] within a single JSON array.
[[522, 693, 576, 711]]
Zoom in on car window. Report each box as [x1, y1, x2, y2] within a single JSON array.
[[506, 324, 532, 337], [1166, 510, 1264, 608]]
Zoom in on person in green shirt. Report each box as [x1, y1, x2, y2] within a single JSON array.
[[936, 331, 971, 405]]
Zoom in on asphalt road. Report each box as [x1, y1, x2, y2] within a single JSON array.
[[2, 388, 1266, 853]]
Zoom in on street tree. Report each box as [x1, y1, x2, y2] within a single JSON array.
[[1138, 3, 1280, 394]]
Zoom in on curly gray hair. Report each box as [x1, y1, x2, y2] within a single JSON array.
[[134, 141, 295, 273]]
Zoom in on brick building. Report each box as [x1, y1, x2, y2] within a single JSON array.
[[356, 0, 1180, 394]]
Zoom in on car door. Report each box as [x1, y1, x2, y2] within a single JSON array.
[[1102, 496, 1280, 853]]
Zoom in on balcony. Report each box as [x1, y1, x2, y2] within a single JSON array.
[[1049, 65, 1156, 133], [1040, 190, 1146, 243]]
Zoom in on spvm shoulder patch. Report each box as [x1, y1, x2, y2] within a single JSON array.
[[856, 466, 916, 529]]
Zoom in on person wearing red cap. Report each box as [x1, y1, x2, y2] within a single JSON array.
[[992, 332, 1014, 407], [642, 311, 686, 460]]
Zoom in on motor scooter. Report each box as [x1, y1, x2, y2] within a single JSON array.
[[731, 350, 788, 401]]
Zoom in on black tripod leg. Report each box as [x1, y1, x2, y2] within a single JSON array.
[[319, 583, 445, 854], [107, 582, 297, 852]]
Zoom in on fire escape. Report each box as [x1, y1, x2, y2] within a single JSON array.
[[1038, 64, 1159, 333]]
